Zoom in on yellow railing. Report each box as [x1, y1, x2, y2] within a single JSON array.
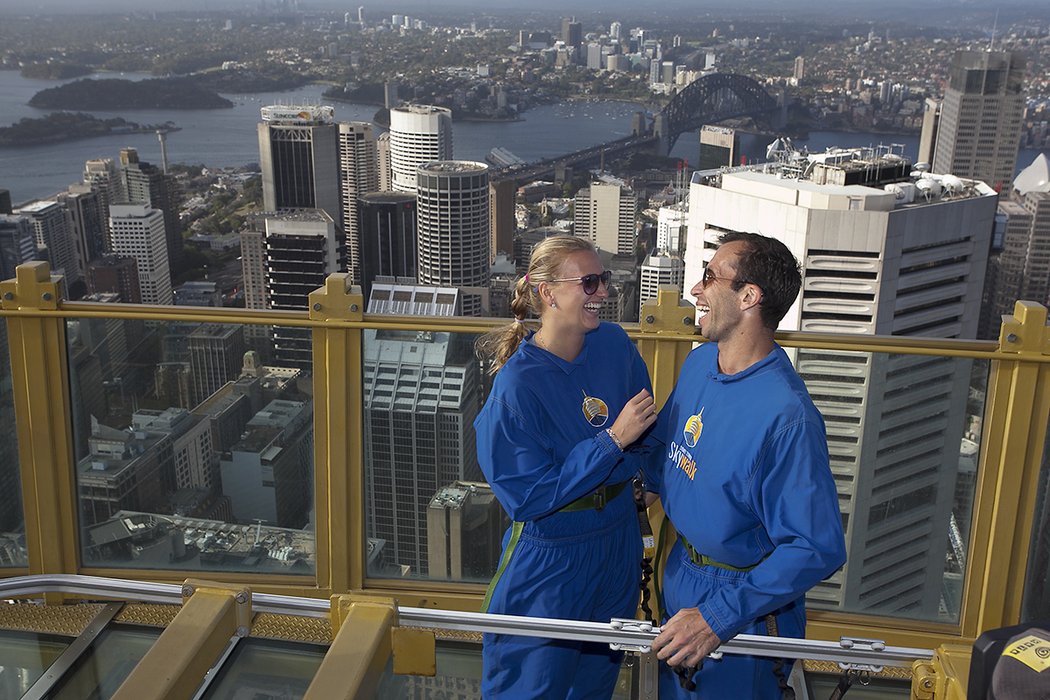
[[1, 262, 1048, 672]]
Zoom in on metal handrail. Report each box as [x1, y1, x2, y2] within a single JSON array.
[[0, 575, 931, 669]]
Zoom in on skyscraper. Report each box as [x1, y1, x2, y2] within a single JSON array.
[[188, 324, 246, 406], [83, 158, 120, 248], [56, 185, 106, 282], [415, 161, 490, 316], [358, 192, 417, 301], [932, 50, 1026, 192], [262, 209, 342, 368], [258, 105, 341, 230], [686, 148, 999, 619], [388, 105, 452, 194], [16, 200, 83, 290], [118, 148, 182, 269], [489, 179, 516, 262], [338, 121, 379, 284], [108, 203, 172, 305], [574, 182, 637, 256], [363, 323, 483, 577], [86, 254, 141, 304], [0, 215, 38, 280], [638, 252, 685, 317]]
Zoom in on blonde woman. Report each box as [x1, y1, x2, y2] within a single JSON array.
[[475, 235, 657, 698]]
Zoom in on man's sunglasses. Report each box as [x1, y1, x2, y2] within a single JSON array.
[[548, 270, 613, 295]]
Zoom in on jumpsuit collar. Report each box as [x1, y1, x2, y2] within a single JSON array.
[[707, 343, 782, 383], [523, 329, 592, 375]]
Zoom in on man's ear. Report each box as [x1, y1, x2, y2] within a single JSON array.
[[740, 283, 762, 311]]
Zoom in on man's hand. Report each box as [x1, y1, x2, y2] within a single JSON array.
[[653, 608, 722, 669]]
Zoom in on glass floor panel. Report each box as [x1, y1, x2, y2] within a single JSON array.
[[377, 640, 635, 699], [46, 625, 161, 700], [199, 637, 328, 700], [0, 629, 71, 698]]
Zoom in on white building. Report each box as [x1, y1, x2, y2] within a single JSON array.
[[338, 121, 379, 284], [657, 205, 687, 253], [108, 203, 172, 305], [639, 252, 685, 317], [686, 148, 998, 620], [415, 161, 490, 316], [389, 105, 453, 194], [574, 182, 637, 256]]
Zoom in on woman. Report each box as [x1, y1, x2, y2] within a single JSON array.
[[474, 235, 657, 698]]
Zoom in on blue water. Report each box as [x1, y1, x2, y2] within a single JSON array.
[[0, 70, 1045, 204]]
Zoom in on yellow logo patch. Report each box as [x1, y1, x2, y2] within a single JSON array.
[[581, 394, 609, 428], [1002, 634, 1050, 673], [683, 409, 704, 448]]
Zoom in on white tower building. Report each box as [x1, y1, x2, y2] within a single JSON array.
[[639, 252, 685, 317], [107, 203, 172, 305], [389, 105, 453, 194], [574, 182, 637, 256], [415, 161, 490, 316], [685, 149, 998, 620], [338, 121, 379, 283]]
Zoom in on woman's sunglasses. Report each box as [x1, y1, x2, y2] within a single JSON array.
[[548, 270, 613, 295]]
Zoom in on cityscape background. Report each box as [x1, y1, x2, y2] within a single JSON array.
[[0, 1, 1048, 640]]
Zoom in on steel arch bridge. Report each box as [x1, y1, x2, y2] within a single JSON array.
[[659, 73, 778, 153]]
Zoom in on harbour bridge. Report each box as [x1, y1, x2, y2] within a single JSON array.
[[494, 73, 779, 183]]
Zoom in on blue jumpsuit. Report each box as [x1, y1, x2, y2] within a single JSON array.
[[475, 322, 652, 699], [643, 343, 846, 699]]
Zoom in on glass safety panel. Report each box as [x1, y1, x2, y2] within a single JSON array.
[[1021, 417, 1050, 623], [0, 319, 27, 567], [798, 349, 988, 624], [46, 625, 161, 700], [363, 327, 503, 583], [377, 639, 635, 698], [67, 317, 315, 575], [199, 638, 327, 700], [0, 630, 70, 697]]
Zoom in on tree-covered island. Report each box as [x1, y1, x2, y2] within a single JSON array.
[[0, 113, 179, 147], [29, 77, 233, 110]]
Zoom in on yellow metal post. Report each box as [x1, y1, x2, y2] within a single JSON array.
[[637, 286, 697, 406], [310, 275, 366, 595], [964, 301, 1050, 638], [912, 644, 971, 699], [0, 262, 79, 580], [304, 594, 396, 700], [111, 580, 252, 700]]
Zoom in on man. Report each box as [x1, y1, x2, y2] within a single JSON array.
[[643, 232, 847, 698]]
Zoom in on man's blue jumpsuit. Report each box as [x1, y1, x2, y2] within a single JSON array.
[[644, 343, 846, 698], [475, 322, 652, 699]]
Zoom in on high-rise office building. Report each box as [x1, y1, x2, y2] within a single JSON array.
[[16, 200, 83, 290], [263, 209, 342, 368], [415, 161, 491, 316], [130, 408, 216, 492], [188, 324, 246, 406], [698, 125, 739, 171], [0, 215, 39, 280], [932, 50, 1026, 192], [56, 185, 106, 281], [220, 399, 312, 528], [338, 121, 379, 284], [427, 482, 507, 582], [489, 179, 516, 263], [388, 105, 453, 194], [638, 252, 685, 317], [917, 98, 941, 167], [86, 254, 141, 304], [574, 182, 637, 256], [258, 105, 341, 230], [118, 148, 182, 269], [364, 322, 483, 577], [656, 205, 687, 254], [377, 132, 392, 191], [1012, 154, 1050, 306], [108, 204, 172, 305], [561, 17, 582, 48], [793, 56, 805, 82], [83, 158, 120, 248], [358, 192, 417, 301], [687, 148, 998, 619]]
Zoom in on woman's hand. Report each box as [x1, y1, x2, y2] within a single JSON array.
[[608, 388, 657, 448]]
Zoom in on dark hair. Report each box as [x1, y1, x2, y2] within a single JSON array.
[[719, 232, 801, 329]]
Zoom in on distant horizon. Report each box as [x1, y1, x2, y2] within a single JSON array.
[[2, 0, 1049, 19]]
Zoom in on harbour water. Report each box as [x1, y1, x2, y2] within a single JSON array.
[[0, 70, 1045, 204]]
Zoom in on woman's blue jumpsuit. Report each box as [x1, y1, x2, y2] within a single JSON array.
[[475, 322, 653, 699]]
